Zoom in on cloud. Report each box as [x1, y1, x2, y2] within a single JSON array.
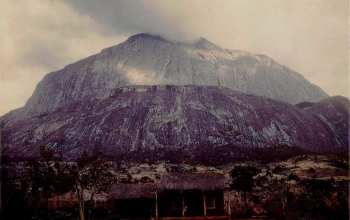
[[62, 0, 349, 97], [60, 0, 200, 42], [1, 0, 348, 115], [0, 0, 126, 115]]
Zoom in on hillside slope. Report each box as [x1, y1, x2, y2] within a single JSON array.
[[1, 85, 346, 160]]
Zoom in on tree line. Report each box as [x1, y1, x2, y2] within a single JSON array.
[[1, 146, 115, 220]]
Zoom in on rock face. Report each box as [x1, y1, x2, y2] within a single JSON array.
[[302, 96, 349, 148], [22, 33, 328, 118], [1, 85, 347, 159]]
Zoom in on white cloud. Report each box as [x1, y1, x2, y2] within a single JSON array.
[[1, 0, 348, 115], [0, 0, 126, 115]]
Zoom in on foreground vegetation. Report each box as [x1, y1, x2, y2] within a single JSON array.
[[1, 146, 348, 220]]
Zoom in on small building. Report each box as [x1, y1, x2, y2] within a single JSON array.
[[158, 173, 229, 219], [108, 183, 158, 218], [109, 173, 231, 219], [48, 191, 89, 210], [48, 190, 111, 211]]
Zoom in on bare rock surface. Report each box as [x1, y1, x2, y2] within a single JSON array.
[[21, 33, 328, 118], [1, 34, 345, 160], [1, 85, 347, 160]]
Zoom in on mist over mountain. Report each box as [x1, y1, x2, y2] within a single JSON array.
[[19, 33, 328, 119]]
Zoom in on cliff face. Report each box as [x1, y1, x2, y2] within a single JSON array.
[[303, 96, 349, 148], [22, 33, 328, 118], [1, 85, 347, 160]]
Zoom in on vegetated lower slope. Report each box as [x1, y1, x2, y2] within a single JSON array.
[[1, 85, 347, 160]]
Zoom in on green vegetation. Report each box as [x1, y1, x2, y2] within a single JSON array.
[[104, 144, 314, 167], [1, 147, 115, 220], [1, 146, 348, 220], [230, 165, 260, 201]]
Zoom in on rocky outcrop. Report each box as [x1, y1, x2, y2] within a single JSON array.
[[21, 33, 328, 118], [304, 96, 349, 148], [1, 85, 347, 160]]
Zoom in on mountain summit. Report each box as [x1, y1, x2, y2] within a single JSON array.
[[23, 33, 328, 118]]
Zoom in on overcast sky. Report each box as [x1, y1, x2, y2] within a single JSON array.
[[1, 0, 348, 115]]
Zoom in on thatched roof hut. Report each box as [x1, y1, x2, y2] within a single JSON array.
[[108, 173, 227, 201], [49, 190, 107, 202], [47, 191, 108, 210], [158, 173, 227, 191], [108, 183, 157, 199]]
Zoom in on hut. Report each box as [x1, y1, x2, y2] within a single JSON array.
[[157, 173, 230, 219], [48, 191, 92, 210], [102, 173, 230, 219], [48, 190, 111, 211], [108, 183, 158, 219], [48, 191, 77, 210]]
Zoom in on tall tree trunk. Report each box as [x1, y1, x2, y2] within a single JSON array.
[[77, 186, 85, 220], [87, 191, 95, 220], [81, 188, 85, 212], [78, 201, 85, 220], [44, 190, 50, 215]]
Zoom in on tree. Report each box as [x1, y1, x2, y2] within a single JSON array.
[[230, 165, 260, 202], [25, 146, 71, 218], [30, 147, 115, 220], [71, 149, 115, 220], [0, 168, 32, 219]]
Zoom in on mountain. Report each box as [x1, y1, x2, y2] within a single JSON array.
[[19, 33, 328, 119], [1, 85, 347, 160], [1, 34, 345, 160], [304, 96, 349, 147]]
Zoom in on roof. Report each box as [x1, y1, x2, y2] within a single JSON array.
[[108, 173, 227, 199], [158, 172, 227, 191], [108, 183, 158, 199], [49, 190, 108, 202]]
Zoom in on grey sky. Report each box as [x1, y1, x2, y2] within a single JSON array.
[[1, 0, 348, 115]]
